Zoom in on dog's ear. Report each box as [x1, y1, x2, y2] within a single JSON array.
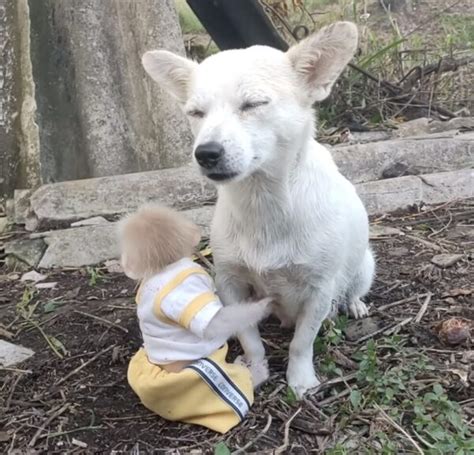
[[287, 21, 358, 102], [142, 50, 198, 103]]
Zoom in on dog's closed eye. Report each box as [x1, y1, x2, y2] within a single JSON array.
[[240, 100, 270, 112], [186, 109, 205, 118]]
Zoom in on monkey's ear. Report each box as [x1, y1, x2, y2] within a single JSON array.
[[121, 251, 144, 280], [191, 225, 201, 248]]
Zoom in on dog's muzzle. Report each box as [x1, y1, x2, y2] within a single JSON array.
[[194, 142, 238, 182]]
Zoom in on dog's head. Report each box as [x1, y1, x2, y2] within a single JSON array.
[[142, 22, 357, 183]]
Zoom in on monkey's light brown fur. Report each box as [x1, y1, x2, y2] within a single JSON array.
[[118, 205, 201, 280]]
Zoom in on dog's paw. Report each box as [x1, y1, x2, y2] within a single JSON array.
[[348, 298, 369, 319], [235, 355, 269, 388], [287, 363, 320, 399]]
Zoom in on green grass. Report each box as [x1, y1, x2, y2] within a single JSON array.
[[440, 14, 474, 50], [87, 266, 105, 286], [308, 321, 474, 453], [175, 0, 204, 34]]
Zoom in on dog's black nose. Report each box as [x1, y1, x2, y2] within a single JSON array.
[[194, 142, 224, 169]]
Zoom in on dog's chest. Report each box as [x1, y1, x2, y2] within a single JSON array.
[[243, 263, 315, 302]]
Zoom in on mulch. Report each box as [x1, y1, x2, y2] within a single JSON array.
[[0, 200, 472, 453]]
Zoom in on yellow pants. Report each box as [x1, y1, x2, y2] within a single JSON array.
[[127, 344, 254, 433]]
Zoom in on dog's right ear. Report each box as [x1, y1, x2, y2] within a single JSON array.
[[287, 21, 358, 103], [142, 50, 198, 103]]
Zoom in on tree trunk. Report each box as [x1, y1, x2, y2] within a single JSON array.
[[1, 0, 192, 197], [0, 0, 25, 197]]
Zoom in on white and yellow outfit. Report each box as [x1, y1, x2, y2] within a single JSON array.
[[127, 258, 254, 433]]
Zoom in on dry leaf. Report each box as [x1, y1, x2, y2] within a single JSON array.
[[434, 318, 472, 345]]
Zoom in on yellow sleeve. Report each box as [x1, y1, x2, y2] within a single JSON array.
[[154, 267, 222, 335]]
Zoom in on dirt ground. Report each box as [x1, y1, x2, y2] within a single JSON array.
[[0, 200, 473, 454]]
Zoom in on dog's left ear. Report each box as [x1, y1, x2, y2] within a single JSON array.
[[142, 50, 198, 103], [287, 21, 358, 102]]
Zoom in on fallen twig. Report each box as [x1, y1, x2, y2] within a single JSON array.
[[37, 345, 115, 399], [378, 293, 429, 311], [404, 234, 445, 252], [274, 407, 302, 454], [414, 293, 433, 323], [0, 366, 32, 374], [318, 388, 351, 406], [5, 374, 22, 410], [73, 310, 128, 333], [194, 250, 215, 273], [374, 404, 425, 455], [232, 413, 272, 454], [356, 317, 413, 343], [29, 403, 70, 447], [311, 372, 358, 395]]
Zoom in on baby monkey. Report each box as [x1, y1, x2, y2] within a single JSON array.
[[119, 205, 270, 433]]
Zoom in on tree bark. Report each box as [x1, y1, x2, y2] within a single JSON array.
[[0, 0, 21, 197], [1, 0, 192, 197]]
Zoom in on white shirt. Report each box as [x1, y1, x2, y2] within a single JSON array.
[[136, 258, 226, 364]]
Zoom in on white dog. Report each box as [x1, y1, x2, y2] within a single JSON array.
[[142, 21, 374, 398]]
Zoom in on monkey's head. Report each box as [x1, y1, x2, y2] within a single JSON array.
[[118, 205, 201, 280]]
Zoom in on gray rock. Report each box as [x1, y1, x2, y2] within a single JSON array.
[[333, 132, 474, 184], [37, 206, 214, 268], [381, 162, 412, 179], [104, 259, 123, 274], [358, 176, 423, 215], [389, 247, 410, 257], [20, 270, 47, 282], [344, 317, 382, 341], [30, 164, 216, 222], [421, 169, 474, 204], [70, 216, 109, 227], [0, 340, 34, 367], [25, 132, 473, 224], [343, 131, 392, 144], [393, 117, 474, 138], [5, 238, 46, 267], [393, 118, 430, 137], [431, 254, 463, 268], [38, 224, 120, 268], [358, 169, 474, 215], [185, 205, 215, 238], [11, 168, 474, 268]]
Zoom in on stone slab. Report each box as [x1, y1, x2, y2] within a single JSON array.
[[0, 340, 34, 367], [357, 176, 423, 215], [357, 169, 474, 214], [26, 133, 473, 224], [38, 223, 119, 268], [9, 170, 474, 268], [421, 169, 474, 204], [392, 117, 474, 138], [36, 206, 215, 269], [5, 238, 46, 267], [333, 131, 474, 184], [30, 164, 216, 223]]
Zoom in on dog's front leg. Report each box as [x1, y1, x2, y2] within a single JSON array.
[[287, 282, 334, 398], [215, 271, 269, 388]]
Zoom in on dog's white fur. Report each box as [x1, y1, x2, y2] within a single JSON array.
[[142, 22, 375, 397]]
